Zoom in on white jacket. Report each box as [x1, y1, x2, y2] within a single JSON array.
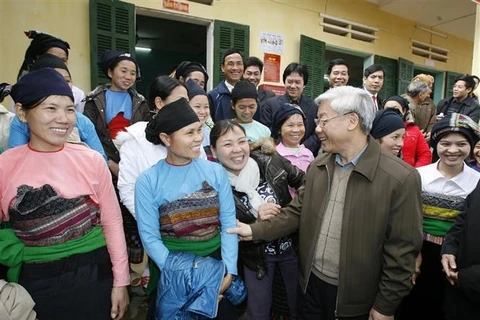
[[117, 121, 206, 218]]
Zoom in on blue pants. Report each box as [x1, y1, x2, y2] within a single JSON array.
[[243, 248, 298, 320]]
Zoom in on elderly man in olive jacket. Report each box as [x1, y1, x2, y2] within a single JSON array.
[[228, 86, 423, 320]]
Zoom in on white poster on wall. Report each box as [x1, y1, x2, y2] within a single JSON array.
[[260, 32, 284, 54]]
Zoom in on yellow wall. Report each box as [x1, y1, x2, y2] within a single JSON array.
[[0, 0, 474, 96]]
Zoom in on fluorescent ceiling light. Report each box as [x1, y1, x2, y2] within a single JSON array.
[[135, 46, 151, 52]]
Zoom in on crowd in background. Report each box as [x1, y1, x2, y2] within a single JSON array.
[[1, 30, 480, 320]]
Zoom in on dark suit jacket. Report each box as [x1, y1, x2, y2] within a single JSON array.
[[253, 88, 276, 122], [259, 94, 319, 155]]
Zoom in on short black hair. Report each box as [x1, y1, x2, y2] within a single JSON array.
[[210, 119, 246, 149], [244, 56, 263, 73], [364, 64, 385, 78], [455, 75, 475, 90], [327, 59, 349, 75], [471, 75, 480, 84], [222, 48, 242, 65], [283, 63, 309, 86]]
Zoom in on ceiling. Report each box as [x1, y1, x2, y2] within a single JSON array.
[[366, 0, 477, 42]]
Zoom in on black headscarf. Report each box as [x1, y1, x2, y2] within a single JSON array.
[[175, 61, 209, 88], [17, 30, 70, 80], [145, 97, 200, 145]]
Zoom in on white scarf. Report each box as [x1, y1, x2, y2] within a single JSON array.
[[227, 157, 265, 218]]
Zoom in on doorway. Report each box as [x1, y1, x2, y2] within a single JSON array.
[[135, 14, 208, 97]]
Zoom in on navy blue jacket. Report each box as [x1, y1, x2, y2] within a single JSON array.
[[208, 81, 233, 122]]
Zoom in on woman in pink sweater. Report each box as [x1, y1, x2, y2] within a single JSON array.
[[0, 68, 129, 320]]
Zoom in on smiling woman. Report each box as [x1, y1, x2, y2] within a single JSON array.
[[0, 68, 130, 320], [83, 50, 151, 266], [210, 119, 304, 320], [136, 98, 240, 319]]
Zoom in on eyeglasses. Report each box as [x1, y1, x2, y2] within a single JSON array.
[[314, 112, 354, 127]]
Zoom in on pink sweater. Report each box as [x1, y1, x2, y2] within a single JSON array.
[[0, 144, 129, 287], [276, 142, 314, 197]]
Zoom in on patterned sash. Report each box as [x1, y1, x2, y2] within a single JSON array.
[[159, 181, 220, 241], [422, 191, 466, 243], [9, 184, 100, 247]]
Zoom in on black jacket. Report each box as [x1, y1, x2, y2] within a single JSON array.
[[253, 88, 276, 122], [260, 94, 320, 155], [83, 85, 150, 163], [436, 96, 480, 122], [234, 138, 304, 276], [441, 181, 480, 319]]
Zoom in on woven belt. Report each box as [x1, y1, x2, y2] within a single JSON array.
[[423, 232, 444, 245]]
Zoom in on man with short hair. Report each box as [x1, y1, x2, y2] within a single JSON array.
[[260, 63, 319, 154], [402, 80, 435, 135], [363, 64, 385, 111], [243, 56, 275, 121], [229, 86, 423, 320], [243, 56, 275, 104], [326, 59, 349, 88], [437, 75, 480, 122], [207, 48, 244, 121]]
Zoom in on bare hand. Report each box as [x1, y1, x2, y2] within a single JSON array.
[[412, 253, 422, 285], [368, 308, 393, 320], [108, 160, 120, 177], [258, 203, 281, 221], [111, 286, 129, 319], [420, 130, 431, 142], [227, 220, 253, 241], [442, 254, 458, 286]]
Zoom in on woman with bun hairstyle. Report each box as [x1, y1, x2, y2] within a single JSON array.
[[173, 60, 209, 90], [135, 98, 239, 319]]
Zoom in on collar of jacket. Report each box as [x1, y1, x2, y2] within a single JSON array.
[[84, 84, 145, 102], [315, 137, 381, 183], [282, 93, 303, 105], [214, 81, 231, 95]]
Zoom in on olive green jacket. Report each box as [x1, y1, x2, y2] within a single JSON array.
[[251, 139, 423, 317]]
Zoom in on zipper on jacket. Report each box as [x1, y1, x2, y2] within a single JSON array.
[[304, 164, 331, 293]]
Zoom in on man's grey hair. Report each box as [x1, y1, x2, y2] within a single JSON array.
[[314, 86, 375, 135], [407, 80, 429, 98]]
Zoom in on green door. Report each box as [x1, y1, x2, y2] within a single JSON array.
[[299, 35, 325, 99], [397, 58, 414, 95], [374, 55, 398, 99], [89, 0, 135, 89], [212, 20, 250, 86], [444, 71, 462, 98]]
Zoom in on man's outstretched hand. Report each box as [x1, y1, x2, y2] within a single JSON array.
[[227, 220, 253, 241]]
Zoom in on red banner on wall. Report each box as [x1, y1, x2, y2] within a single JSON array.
[[163, 0, 189, 13], [263, 53, 281, 83]]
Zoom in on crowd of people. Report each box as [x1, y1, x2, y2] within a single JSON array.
[[1, 29, 480, 320]]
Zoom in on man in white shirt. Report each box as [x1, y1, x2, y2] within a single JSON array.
[[363, 64, 385, 111]]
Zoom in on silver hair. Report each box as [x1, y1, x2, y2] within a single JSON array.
[[407, 80, 429, 98], [314, 86, 375, 135]]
